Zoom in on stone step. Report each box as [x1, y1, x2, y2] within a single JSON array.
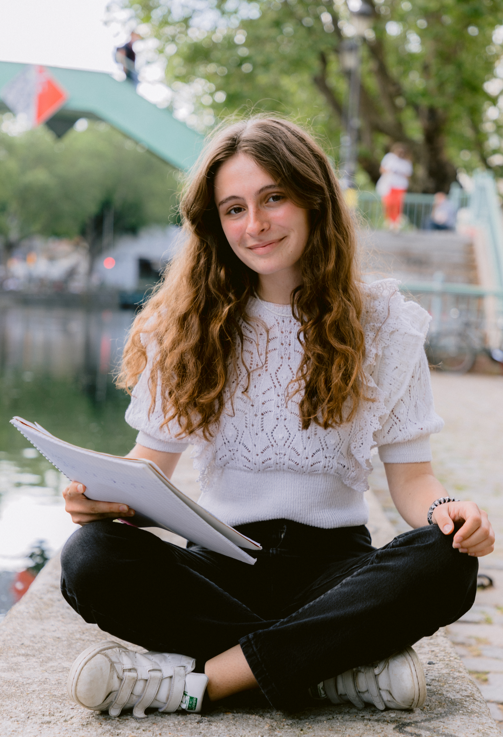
[[361, 230, 478, 285], [0, 490, 498, 736]]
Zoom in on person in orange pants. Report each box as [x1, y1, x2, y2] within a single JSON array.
[[376, 143, 413, 231]]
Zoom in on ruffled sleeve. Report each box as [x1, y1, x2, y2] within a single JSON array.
[[125, 340, 191, 453], [363, 279, 443, 463], [375, 347, 443, 463], [343, 280, 443, 491]]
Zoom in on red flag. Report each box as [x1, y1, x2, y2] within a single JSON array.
[[34, 66, 67, 126]]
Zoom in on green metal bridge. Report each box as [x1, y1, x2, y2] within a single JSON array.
[[0, 61, 203, 171]]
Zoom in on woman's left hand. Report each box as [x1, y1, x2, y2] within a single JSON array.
[[432, 501, 495, 557], [386, 462, 495, 557]]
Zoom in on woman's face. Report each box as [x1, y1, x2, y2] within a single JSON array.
[[214, 153, 310, 296]]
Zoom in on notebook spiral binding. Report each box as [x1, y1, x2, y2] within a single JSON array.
[[10, 420, 68, 480]]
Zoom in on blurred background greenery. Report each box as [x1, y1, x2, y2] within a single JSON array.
[[121, 0, 503, 193]]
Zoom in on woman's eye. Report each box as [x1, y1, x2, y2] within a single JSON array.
[[227, 205, 244, 215], [268, 194, 284, 203]]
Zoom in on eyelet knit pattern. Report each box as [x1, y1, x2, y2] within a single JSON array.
[[126, 279, 443, 528]]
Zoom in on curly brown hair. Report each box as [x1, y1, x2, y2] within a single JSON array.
[[117, 116, 367, 439]]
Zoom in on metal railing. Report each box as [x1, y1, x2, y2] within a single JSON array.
[[357, 185, 469, 231], [469, 172, 503, 298], [399, 280, 503, 330]]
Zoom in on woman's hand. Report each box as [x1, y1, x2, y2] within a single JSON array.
[[432, 501, 495, 558], [62, 446, 181, 526], [385, 462, 495, 558], [63, 482, 135, 526]]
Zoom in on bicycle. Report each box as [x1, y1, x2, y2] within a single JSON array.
[[425, 313, 503, 374]]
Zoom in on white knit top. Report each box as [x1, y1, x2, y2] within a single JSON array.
[[125, 279, 443, 529]]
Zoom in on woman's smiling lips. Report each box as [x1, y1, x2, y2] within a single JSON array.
[[247, 237, 284, 254]]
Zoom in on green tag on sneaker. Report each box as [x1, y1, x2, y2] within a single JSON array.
[[187, 696, 198, 711], [181, 691, 198, 711]]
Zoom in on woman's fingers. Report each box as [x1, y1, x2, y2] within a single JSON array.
[[452, 505, 486, 542], [459, 541, 495, 557], [432, 502, 495, 557], [62, 481, 135, 525], [458, 519, 495, 557], [458, 530, 495, 556], [432, 501, 481, 540], [431, 502, 469, 534], [453, 509, 492, 549], [68, 511, 135, 526]]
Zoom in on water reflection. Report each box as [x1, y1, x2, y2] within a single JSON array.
[[0, 461, 76, 569], [0, 302, 139, 612], [0, 305, 134, 402]]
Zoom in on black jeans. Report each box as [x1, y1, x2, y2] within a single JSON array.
[[61, 518, 478, 711]]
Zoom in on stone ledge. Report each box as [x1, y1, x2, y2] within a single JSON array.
[[0, 492, 499, 737]]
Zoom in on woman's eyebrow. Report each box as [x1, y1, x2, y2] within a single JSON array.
[[217, 184, 280, 208]]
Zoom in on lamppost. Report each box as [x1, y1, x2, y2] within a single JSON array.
[[340, 0, 373, 199]]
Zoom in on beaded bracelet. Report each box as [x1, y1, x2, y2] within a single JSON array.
[[427, 496, 458, 526]]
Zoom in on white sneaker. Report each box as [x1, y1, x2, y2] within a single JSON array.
[[68, 641, 208, 719], [313, 647, 426, 711]]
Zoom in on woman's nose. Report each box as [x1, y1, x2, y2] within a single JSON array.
[[246, 207, 269, 237]]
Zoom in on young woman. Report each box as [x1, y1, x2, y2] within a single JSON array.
[[61, 117, 493, 720]]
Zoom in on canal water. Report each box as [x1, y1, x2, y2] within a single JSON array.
[[0, 302, 138, 617]]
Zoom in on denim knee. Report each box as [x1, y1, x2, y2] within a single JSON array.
[[61, 520, 112, 586], [404, 524, 478, 623], [60, 519, 131, 614]]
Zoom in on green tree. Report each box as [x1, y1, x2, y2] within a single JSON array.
[[0, 121, 181, 266], [124, 0, 503, 192]]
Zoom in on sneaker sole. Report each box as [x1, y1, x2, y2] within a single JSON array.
[[67, 640, 122, 709]]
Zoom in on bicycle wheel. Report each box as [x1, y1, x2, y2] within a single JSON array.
[[426, 331, 476, 374]]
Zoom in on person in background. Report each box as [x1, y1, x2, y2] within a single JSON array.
[[115, 31, 141, 88], [376, 143, 413, 231], [426, 193, 457, 231]]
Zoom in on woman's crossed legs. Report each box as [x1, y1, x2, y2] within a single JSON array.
[[61, 518, 477, 712]]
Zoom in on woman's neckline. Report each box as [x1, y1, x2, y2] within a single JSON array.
[[253, 296, 293, 317]]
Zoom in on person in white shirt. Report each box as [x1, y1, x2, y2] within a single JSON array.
[[61, 117, 493, 720], [376, 143, 413, 231]]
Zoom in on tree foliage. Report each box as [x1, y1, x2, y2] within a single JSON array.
[[124, 0, 503, 192], [0, 120, 180, 263]]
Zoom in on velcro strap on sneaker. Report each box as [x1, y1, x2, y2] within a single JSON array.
[[132, 668, 163, 719], [341, 670, 365, 709], [323, 677, 345, 705], [109, 669, 137, 717], [158, 665, 186, 713], [362, 664, 386, 711]]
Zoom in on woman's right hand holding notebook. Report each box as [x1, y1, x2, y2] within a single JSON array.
[[63, 481, 136, 525], [63, 445, 181, 525]]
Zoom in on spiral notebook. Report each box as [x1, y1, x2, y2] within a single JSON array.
[[10, 416, 261, 565]]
